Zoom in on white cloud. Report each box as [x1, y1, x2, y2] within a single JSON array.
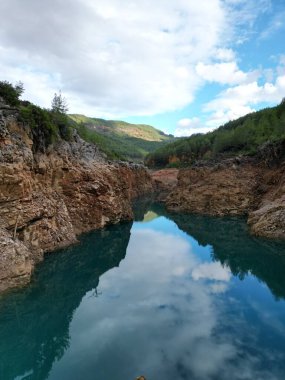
[[192, 262, 231, 282], [204, 75, 285, 127], [175, 117, 213, 137], [177, 118, 200, 128], [0, 0, 269, 118], [215, 48, 236, 62], [50, 228, 238, 380], [209, 283, 229, 294], [0, 0, 225, 117], [206, 105, 256, 127], [196, 61, 259, 85]]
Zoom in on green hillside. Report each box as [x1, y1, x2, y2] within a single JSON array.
[[146, 100, 285, 168], [69, 114, 175, 162]]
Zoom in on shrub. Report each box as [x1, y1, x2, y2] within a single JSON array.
[[51, 111, 73, 141], [0, 80, 24, 106], [19, 104, 59, 152]]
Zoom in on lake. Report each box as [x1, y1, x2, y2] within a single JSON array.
[[1, 202, 285, 380]]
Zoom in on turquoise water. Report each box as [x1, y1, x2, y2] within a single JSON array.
[[1, 203, 285, 380]]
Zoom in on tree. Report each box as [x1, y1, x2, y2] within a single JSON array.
[[0, 80, 24, 106], [51, 90, 68, 114], [50, 90, 72, 140], [15, 81, 24, 98]]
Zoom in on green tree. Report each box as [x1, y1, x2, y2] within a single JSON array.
[[50, 91, 72, 140], [51, 90, 68, 114], [0, 80, 24, 106]]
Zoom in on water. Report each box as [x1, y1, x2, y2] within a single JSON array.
[[1, 202, 285, 380]]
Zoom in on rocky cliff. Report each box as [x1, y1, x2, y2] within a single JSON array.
[[164, 144, 285, 239], [151, 168, 178, 202], [0, 101, 153, 292]]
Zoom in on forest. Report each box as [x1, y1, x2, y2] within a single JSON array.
[[146, 100, 285, 167]]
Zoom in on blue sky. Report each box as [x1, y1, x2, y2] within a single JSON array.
[[126, 0, 285, 134], [0, 0, 284, 136]]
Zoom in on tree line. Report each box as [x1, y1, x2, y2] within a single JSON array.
[[146, 100, 285, 167]]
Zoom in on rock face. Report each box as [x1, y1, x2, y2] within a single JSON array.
[[166, 160, 261, 216], [247, 165, 285, 239], [0, 101, 153, 292], [166, 154, 285, 239], [0, 228, 33, 292], [151, 168, 178, 202]]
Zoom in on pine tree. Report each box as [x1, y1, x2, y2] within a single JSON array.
[[51, 90, 68, 114]]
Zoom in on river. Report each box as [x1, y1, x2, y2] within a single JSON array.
[[1, 202, 285, 380]]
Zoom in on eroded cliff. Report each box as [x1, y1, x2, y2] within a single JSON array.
[[0, 101, 153, 292], [163, 144, 285, 239]]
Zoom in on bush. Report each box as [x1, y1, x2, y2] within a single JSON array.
[[19, 104, 59, 152], [0, 80, 24, 106], [51, 111, 73, 141], [76, 122, 123, 160]]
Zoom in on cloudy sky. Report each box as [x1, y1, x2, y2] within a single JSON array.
[[0, 0, 284, 136]]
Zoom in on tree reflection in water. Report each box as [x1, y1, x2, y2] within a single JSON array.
[[0, 202, 285, 380], [0, 222, 132, 380]]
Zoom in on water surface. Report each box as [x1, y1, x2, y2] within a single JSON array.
[[1, 203, 285, 380]]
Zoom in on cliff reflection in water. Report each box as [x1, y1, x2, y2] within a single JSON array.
[[0, 203, 285, 380], [136, 199, 285, 299], [0, 222, 132, 380], [165, 209, 285, 300]]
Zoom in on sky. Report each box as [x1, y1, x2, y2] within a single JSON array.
[[0, 0, 284, 136]]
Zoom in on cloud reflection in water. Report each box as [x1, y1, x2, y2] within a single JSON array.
[[49, 224, 282, 380]]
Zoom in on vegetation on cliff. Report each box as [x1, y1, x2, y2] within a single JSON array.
[[0, 80, 24, 106], [0, 81, 72, 153], [146, 101, 285, 167], [69, 114, 175, 162], [1, 80, 173, 160]]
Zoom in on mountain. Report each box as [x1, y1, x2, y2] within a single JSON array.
[[146, 100, 285, 167], [69, 114, 175, 162]]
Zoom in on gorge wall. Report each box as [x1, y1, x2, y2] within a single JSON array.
[[164, 147, 285, 240], [0, 101, 153, 293]]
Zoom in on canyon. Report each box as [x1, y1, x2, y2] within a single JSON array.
[[0, 100, 152, 292], [1, 98, 285, 295]]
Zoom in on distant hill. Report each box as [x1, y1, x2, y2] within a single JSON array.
[[146, 100, 285, 167], [69, 114, 175, 162]]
